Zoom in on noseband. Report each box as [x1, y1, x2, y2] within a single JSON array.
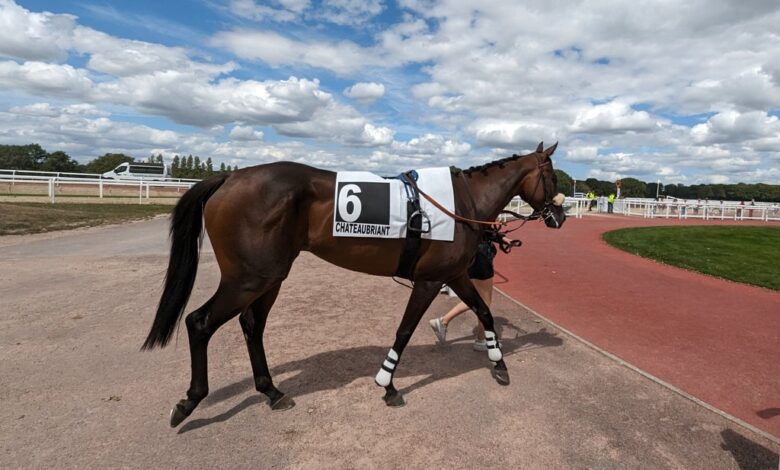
[[500, 154, 562, 225]]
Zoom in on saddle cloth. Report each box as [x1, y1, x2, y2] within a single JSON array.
[[332, 167, 455, 241]]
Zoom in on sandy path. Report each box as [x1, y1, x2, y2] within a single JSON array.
[[1, 218, 777, 469]]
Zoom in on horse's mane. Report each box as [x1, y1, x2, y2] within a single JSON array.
[[451, 152, 528, 177]]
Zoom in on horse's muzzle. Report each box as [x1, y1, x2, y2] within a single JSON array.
[[543, 206, 566, 229]]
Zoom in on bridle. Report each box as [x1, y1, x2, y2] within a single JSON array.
[[400, 152, 562, 234], [500, 153, 562, 228]]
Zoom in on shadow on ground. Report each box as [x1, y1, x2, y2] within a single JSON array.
[[720, 428, 779, 470], [179, 323, 562, 433]]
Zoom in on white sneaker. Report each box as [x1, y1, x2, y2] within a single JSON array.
[[429, 317, 447, 344]]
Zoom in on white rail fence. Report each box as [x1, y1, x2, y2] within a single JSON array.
[[617, 198, 780, 222], [502, 196, 780, 222], [1, 170, 196, 204]]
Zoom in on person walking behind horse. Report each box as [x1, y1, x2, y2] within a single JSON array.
[[607, 192, 615, 213], [429, 232, 518, 351]]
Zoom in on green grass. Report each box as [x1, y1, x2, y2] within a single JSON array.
[[0, 202, 172, 235], [603, 226, 780, 291]]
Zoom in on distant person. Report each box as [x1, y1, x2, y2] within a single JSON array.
[[586, 191, 596, 212], [607, 193, 615, 213]]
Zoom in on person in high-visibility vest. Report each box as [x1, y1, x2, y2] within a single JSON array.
[[607, 193, 616, 213], [586, 191, 596, 211]]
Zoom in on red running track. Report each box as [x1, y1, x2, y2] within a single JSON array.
[[493, 215, 780, 438]]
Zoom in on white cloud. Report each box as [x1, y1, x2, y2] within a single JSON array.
[[0, 60, 93, 98], [469, 119, 558, 149], [343, 82, 385, 104], [3, 0, 780, 183], [691, 110, 780, 146], [0, 0, 76, 61], [570, 102, 661, 134], [316, 0, 385, 26], [391, 133, 470, 157], [228, 0, 310, 22], [229, 125, 264, 141], [211, 29, 378, 74]]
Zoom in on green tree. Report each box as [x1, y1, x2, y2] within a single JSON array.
[[554, 169, 573, 196], [219, 162, 226, 173], [185, 155, 194, 177], [193, 156, 202, 178], [205, 157, 213, 176], [171, 155, 180, 177], [618, 177, 646, 198], [40, 151, 81, 172], [83, 153, 134, 174], [0, 144, 48, 170]]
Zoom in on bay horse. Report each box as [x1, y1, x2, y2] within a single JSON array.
[[143, 142, 566, 427]]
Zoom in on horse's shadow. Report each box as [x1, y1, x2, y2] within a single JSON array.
[[179, 320, 562, 433]]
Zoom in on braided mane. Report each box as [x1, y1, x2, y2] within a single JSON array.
[[450, 152, 529, 177]]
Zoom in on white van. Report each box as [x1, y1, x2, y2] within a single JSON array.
[[102, 162, 169, 180]]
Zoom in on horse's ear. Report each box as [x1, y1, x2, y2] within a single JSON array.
[[536, 142, 544, 153], [544, 142, 558, 157]]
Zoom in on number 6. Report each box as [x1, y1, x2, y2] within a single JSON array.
[[338, 184, 362, 222]]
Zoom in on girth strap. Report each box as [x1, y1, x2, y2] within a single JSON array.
[[393, 171, 427, 280]]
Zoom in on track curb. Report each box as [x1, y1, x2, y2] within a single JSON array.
[[494, 286, 780, 447]]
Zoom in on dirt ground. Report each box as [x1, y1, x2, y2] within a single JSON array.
[[1, 218, 778, 469]]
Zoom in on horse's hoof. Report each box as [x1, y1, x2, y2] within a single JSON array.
[[270, 395, 296, 411], [492, 367, 511, 386], [169, 403, 189, 428], [383, 391, 406, 408]]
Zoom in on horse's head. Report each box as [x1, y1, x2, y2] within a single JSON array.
[[518, 142, 566, 229]]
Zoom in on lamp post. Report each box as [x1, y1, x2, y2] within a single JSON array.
[[656, 179, 661, 199], [572, 178, 577, 197]]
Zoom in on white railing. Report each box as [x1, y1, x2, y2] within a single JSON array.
[[500, 196, 586, 221], [0, 173, 195, 204], [615, 199, 780, 222], [0, 168, 201, 184]]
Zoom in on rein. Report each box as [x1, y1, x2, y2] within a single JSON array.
[[401, 154, 555, 229], [401, 172, 502, 228]]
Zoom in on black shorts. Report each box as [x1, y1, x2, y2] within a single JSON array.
[[468, 241, 496, 280]]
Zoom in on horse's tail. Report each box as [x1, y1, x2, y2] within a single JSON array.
[[141, 174, 229, 350]]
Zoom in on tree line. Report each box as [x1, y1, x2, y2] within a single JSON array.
[[0, 144, 237, 179], [553, 170, 780, 202], [1, 143, 777, 201]]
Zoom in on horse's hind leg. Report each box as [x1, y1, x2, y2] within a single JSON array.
[[374, 280, 442, 407], [447, 275, 509, 385], [169, 282, 261, 428], [239, 282, 295, 411]]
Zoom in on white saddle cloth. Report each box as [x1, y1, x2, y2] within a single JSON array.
[[332, 167, 455, 241]]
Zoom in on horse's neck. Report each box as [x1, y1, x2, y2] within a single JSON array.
[[466, 157, 535, 220]]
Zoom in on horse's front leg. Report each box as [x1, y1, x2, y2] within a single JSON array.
[[447, 275, 510, 386], [375, 280, 442, 407]]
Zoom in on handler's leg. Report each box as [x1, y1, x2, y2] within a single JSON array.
[[375, 280, 442, 407], [446, 275, 509, 385], [239, 282, 295, 411]]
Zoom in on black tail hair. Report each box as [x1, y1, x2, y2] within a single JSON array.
[[141, 174, 228, 350]]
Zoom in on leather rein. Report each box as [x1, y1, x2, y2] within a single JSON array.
[[400, 154, 555, 231]]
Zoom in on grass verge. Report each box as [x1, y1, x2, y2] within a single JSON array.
[[0, 202, 172, 235], [603, 225, 780, 291]]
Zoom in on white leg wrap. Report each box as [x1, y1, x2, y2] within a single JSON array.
[[375, 348, 398, 387], [485, 331, 502, 362]]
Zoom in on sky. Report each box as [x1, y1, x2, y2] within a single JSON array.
[[1, 0, 779, 184]]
